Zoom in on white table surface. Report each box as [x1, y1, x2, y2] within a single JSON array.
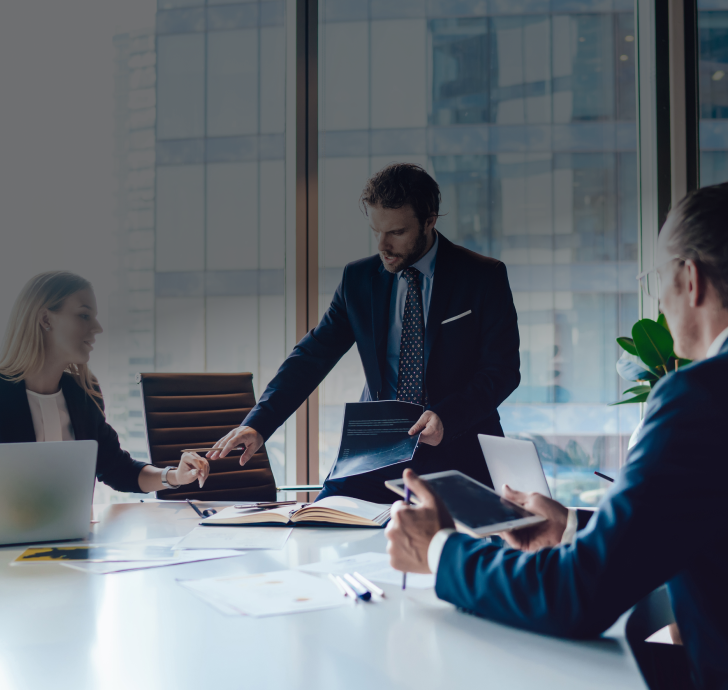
[[0, 501, 646, 690]]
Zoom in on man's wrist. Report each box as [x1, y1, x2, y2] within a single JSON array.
[[427, 528, 456, 575], [560, 508, 578, 545]]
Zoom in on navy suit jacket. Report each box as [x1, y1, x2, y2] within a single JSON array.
[[243, 234, 521, 498], [0, 373, 146, 493], [435, 341, 728, 689]]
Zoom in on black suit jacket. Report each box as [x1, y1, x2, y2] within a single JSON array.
[[434, 341, 728, 690], [244, 233, 521, 496], [0, 373, 146, 493]]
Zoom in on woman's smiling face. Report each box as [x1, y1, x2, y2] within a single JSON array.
[[41, 288, 103, 366]]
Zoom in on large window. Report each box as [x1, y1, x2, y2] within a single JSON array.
[[699, 2, 728, 186], [109, 1, 293, 497], [318, 2, 639, 506]]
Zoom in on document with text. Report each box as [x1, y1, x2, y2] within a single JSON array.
[[329, 401, 424, 480]]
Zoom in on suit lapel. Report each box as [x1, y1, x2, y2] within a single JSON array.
[[371, 267, 394, 398], [0, 378, 37, 443], [60, 374, 90, 441], [425, 235, 456, 374]]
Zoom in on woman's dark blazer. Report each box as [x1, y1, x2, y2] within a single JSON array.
[[0, 372, 146, 493]]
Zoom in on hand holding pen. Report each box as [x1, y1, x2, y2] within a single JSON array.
[[402, 485, 411, 590]]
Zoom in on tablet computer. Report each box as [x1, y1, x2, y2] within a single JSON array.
[[385, 470, 546, 537]]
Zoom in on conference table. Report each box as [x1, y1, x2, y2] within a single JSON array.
[[0, 501, 647, 690]]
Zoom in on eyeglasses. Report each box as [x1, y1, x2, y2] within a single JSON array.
[[636, 256, 683, 299]]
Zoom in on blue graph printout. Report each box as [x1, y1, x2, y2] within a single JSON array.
[[329, 401, 424, 480]]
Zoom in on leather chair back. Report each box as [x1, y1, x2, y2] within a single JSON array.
[[137, 372, 276, 501]]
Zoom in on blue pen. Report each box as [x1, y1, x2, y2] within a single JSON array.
[[402, 486, 411, 590]]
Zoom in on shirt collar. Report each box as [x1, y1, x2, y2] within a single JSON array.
[[398, 231, 439, 280], [705, 325, 728, 359]]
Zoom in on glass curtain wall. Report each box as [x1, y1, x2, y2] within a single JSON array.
[[317, 0, 639, 506], [698, 0, 728, 186], [110, 0, 291, 488]]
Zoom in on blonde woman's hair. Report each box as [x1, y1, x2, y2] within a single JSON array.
[[0, 271, 104, 414]]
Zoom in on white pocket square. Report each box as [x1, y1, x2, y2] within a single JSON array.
[[441, 310, 472, 324]]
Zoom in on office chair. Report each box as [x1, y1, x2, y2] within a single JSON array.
[[137, 372, 321, 501], [625, 586, 694, 690]]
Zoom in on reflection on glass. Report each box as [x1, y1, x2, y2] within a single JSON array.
[[698, 4, 728, 186], [111, 4, 290, 492], [318, 3, 639, 506]]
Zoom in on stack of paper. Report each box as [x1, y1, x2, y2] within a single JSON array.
[[179, 569, 346, 617], [298, 551, 435, 589]]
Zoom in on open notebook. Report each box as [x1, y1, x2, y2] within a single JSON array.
[[200, 496, 391, 529]]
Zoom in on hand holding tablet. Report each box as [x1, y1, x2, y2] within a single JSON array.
[[385, 470, 546, 538]]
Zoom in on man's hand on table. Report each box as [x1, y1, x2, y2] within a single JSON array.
[[409, 411, 444, 446], [207, 426, 264, 466], [386, 469, 455, 574], [497, 485, 569, 552]]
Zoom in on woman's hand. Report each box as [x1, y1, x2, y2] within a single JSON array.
[[173, 452, 210, 488]]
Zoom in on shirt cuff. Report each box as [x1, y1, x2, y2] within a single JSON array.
[[427, 528, 456, 575], [560, 508, 579, 545]]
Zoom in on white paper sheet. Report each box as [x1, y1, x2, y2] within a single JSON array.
[[60, 549, 243, 574], [179, 569, 346, 617], [176, 526, 292, 551], [298, 551, 435, 589]]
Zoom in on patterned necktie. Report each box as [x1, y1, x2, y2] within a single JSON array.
[[396, 267, 425, 405]]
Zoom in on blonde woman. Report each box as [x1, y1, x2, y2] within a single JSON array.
[[0, 271, 208, 493]]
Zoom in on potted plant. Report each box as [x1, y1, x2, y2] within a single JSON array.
[[611, 314, 691, 406]]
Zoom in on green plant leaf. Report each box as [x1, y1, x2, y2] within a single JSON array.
[[609, 391, 650, 406], [657, 312, 670, 333], [622, 385, 651, 396], [616, 337, 638, 356], [632, 318, 674, 371]]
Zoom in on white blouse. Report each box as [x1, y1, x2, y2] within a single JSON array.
[[26, 389, 76, 442]]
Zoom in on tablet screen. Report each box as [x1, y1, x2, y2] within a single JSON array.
[[390, 471, 537, 531]]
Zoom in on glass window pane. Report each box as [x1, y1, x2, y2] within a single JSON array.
[[206, 162, 259, 270], [155, 297, 205, 371], [207, 29, 259, 137], [156, 34, 205, 139], [318, 2, 639, 503], [698, 5, 728, 186], [156, 165, 205, 271]]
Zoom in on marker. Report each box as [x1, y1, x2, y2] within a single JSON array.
[[335, 575, 360, 602], [328, 573, 347, 597], [353, 572, 385, 598], [343, 573, 372, 601], [402, 486, 411, 590], [594, 471, 614, 483]]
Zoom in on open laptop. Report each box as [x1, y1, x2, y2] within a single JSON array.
[[478, 435, 552, 498], [0, 440, 98, 547]]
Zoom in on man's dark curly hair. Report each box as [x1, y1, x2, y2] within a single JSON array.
[[667, 182, 728, 308], [360, 163, 442, 227]]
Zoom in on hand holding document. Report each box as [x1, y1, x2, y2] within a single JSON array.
[[179, 569, 346, 617], [328, 401, 424, 480]]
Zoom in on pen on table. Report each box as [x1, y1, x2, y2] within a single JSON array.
[[335, 575, 361, 602], [343, 573, 372, 601], [328, 573, 348, 597], [402, 486, 411, 590], [180, 447, 243, 454], [185, 498, 217, 518], [594, 471, 614, 483], [353, 572, 386, 598]]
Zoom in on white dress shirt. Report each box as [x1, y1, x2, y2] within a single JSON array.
[[427, 324, 728, 574], [26, 389, 75, 442]]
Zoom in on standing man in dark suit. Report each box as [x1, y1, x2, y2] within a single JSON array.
[[210, 163, 520, 503], [385, 182, 728, 689]]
